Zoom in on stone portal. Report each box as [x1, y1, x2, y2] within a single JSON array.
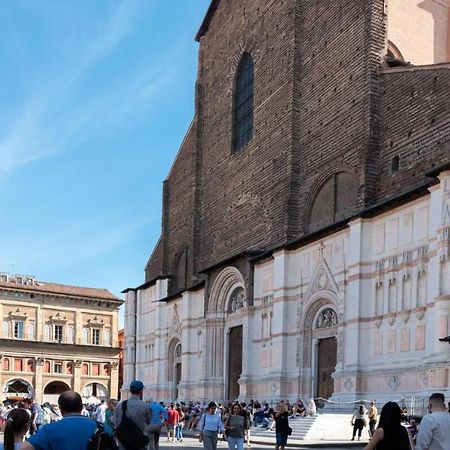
[[317, 337, 337, 399]]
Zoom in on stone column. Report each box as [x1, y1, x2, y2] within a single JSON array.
[[34, 358, 44, 403], [73, 360, 82, 394], [110, 362, 119, 399]]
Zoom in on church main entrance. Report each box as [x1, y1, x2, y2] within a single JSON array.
[[227, 325, 242, 401], [316, 337, 337, 399]]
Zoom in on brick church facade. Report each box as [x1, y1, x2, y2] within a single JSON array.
[[124, 0, 450, 406]]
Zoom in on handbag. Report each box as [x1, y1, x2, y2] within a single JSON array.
[[287, 426, 293, 436]]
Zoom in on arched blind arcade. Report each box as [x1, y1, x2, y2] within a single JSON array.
[[233, 53, 254, 152]]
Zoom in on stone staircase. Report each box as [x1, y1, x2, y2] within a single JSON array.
[[251, 413, 365, 442], [251, 415, 318, 440]]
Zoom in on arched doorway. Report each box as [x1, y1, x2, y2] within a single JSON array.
[[43, 381, 70, 404], [313, 308, 338, 399], [226, 286, 245, 401], [168, 339, 181, 401], [207, 266, 247, 401], [81, 382, 108, 403], [3, 379, 33, 400]]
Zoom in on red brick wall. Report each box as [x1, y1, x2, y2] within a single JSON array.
[[376, 66, 450, 200], [144, 0, 449, 288]]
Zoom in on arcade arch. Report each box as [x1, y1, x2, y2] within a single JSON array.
[[3, 379, 33, 400]]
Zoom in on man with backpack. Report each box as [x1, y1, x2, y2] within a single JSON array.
[[114, 380, 151, 450]]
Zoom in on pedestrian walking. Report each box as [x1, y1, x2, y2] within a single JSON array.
[[224, 404, 245, 450], [415, 392, 450, 450], [166, 404, 179, 442], [1, 408, 29, 450], [175, 405, 184, 442], [274, 403, 290, 450], [364, 401, 411, 450], [198, 401, 225, 450], [22, 391, 97, 450], [147, 398, 168, 450], [351, 404, 367, 441], [114, 380, 151, 450], [368, 401, 378, 437]]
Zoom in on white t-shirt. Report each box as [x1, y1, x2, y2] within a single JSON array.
[[95, 403, 108, 423], [416, 411, 450, 450]]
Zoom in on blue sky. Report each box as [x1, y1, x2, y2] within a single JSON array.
[[0, 0, 211, 319]]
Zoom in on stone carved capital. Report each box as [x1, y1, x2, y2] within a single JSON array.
[[35, 357, 45, 366]]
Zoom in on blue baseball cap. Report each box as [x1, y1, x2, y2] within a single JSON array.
[[129, 380, 144, 392]]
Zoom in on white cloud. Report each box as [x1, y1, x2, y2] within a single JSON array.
[[0, 0, 181, 176]]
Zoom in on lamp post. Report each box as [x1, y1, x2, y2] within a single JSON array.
[[438, 336, 450, 343]]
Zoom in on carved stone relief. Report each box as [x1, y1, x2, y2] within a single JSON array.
[[315, 308, 338, 329]]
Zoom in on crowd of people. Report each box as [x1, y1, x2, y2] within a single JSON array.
[[0, 384, 449, 450]]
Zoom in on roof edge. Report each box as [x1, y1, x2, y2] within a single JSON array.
[[195, 0, 220, 42]]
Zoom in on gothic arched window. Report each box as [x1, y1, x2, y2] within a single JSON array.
[[233, 53, 254, 152]]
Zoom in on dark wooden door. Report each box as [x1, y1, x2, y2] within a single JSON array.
[[317, 337, 337, 399], [227, 325, 243, 401], [175, 363, 181, 399]]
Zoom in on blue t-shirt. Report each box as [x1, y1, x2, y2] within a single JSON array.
[[149, 403, 168, 425], [27, 415, 97, 450]]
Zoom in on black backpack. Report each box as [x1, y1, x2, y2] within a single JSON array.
[[87, 427, 118, 450], [115, 400, 149, 450]]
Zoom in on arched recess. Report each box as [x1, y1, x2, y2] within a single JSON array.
[[44, 380, 70, 395], [167, 339, 182, 400], [306, 170, 358, 233], [387, 40, 405, 61], [81, 382, 108, 401], [300, 292, 339, 399], [3, 378, 33, 399], [209, 267, 246, 315]]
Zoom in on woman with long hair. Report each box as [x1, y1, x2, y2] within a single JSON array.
[[1, 408, 30, 450], [224, 404, 245, 450], [364, 401, 412, 450], [198, 401, 225, 450]]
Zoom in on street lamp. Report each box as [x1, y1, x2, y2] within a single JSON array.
[[439, 336, 450, 344]]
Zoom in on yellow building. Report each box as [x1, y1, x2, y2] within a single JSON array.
[[0, 273, 122, 404]]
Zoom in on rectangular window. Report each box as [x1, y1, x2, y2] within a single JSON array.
[[92, 329, 100, 345], [14, 321, 24, 339], [54, 363, 62, 374], [54, 325, 63, 343]]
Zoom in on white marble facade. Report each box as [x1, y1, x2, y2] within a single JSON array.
[[124, 171, 450, 406]]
